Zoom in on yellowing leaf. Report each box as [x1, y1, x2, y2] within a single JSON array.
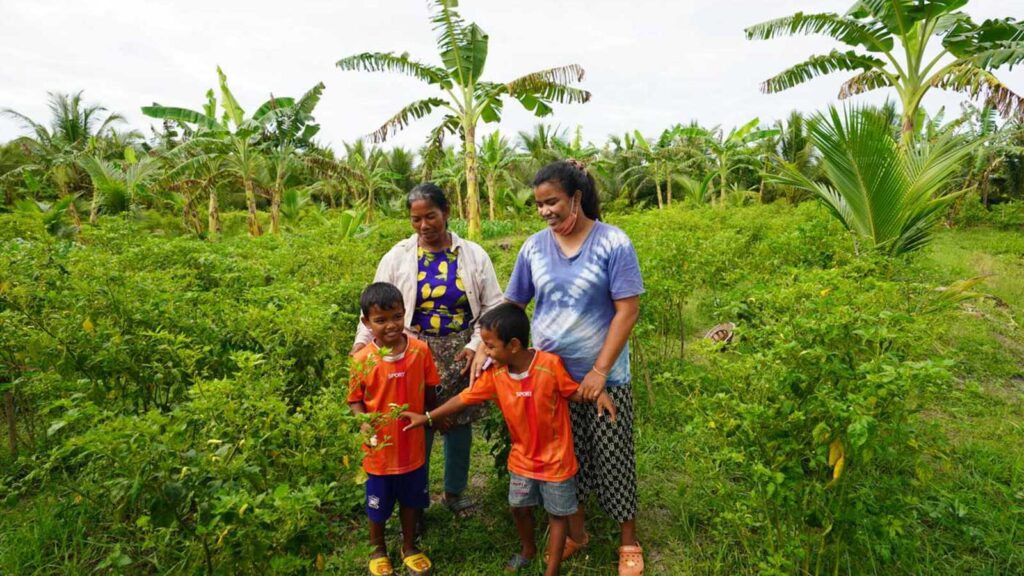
[[828, 438, 844, 466], [82, 318, 95, 334], [355, 468, 368, 485], [239, 503, 249, 517], [217, 526, 231, 546], [0, 281, 9, 294], [343, 455, 350, 468], [832, 456, 845, 480], [315, 553, 325, 571], [820, 288, 832, 297]]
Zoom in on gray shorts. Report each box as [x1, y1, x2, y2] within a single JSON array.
[[508, 472, 578, 517]]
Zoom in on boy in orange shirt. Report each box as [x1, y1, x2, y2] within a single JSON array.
[[348, 282, 438, 576], [403, 303, 616, 576]]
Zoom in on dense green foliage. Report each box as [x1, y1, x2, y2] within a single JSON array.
[[2, 202, 1021, 574], [2, 1, 1023, 573]]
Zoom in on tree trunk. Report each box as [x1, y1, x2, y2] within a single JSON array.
[[326, 185, 337, 209], [655, 180, 663, 210], [243, 178, 263, 237], [718, 166, 728, 207], [270, 180, 282, 235], [182, 190, 202, 236], [367, 184, 374, 222], [208, 188, 222, 237], [486, 175, 497, 221], [666, 170, 673, 206], [89, 187, 100, 224], [463, 122, 482, 240], [901, 113, 915, 140], [4, 389, 15, 456], [454, 181, 465, 220]]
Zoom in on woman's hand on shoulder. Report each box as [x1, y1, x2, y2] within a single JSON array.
[[455, 348, 473, 375], [464, 346, 489, 382], [580, 368, 607, 401]]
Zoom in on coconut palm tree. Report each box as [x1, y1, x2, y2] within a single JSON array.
[[342, 141, 401, 221], [477, 131, 522, 219], [434, 147, 467, 219], [746, 0, 1024, 136], [336, 0, 590, 239], [78, 147, 161, 221], [769, 104, 979, 255], [518, 124, 567, 172], [3, 91, 127, 225]]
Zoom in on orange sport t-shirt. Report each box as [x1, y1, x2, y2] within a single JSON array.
[[459, 350, 579, 482], [347, 337, 440, 475]]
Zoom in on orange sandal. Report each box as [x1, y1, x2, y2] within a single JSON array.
[[618, 543, 645, 575], [368, 556, 394, 576], [545, 532, 590, 563]]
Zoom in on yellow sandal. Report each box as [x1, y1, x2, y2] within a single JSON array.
[[368, 556, 394, 576], [402, 552, 433, 576]]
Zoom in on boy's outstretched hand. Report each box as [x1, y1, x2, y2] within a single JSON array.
[[400, 411, 428, 431], [596, 391, 617, 422]]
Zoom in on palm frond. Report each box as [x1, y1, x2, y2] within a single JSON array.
[[336, 52, 448, 86], [761, 50, 886, 93], [368, 98, 449, 143], [216, 66, 246, 128], [931, 63, 1024, 119], [745, 12, 894, 53], [506, 64, 586, 91], [965, 47, 1024, 70], [141, 106, 223, 131], [252, 97, 297, 121], [839, 69, 894, 97]]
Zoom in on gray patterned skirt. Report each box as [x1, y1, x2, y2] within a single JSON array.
[[419, 328, 489, 427]]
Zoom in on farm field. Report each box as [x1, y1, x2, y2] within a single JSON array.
[[2, 203, 1021, 575]]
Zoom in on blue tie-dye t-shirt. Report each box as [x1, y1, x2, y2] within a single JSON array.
[[505, 222, 644, 388]]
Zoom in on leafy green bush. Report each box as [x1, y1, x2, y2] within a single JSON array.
[[646, 259, 958, 574]]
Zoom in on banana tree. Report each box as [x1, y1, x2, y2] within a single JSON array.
[[746, 0, 1024, 137], [143, 67, 324, 236], [336, 0, 590, 240], [678, 119, 780, 205], [769, 104, 979, 255]]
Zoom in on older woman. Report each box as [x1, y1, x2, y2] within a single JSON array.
[[505, 161, 645, 575], [353, 182, 503, 519]]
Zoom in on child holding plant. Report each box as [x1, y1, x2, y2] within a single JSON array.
[[402, 303, 617, 576], [348, 282, 438, 576]]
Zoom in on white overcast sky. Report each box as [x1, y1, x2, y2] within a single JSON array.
[[2, 0, 1022, 150]]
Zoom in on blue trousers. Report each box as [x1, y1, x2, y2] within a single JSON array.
[[424, 423, 472, 495]]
